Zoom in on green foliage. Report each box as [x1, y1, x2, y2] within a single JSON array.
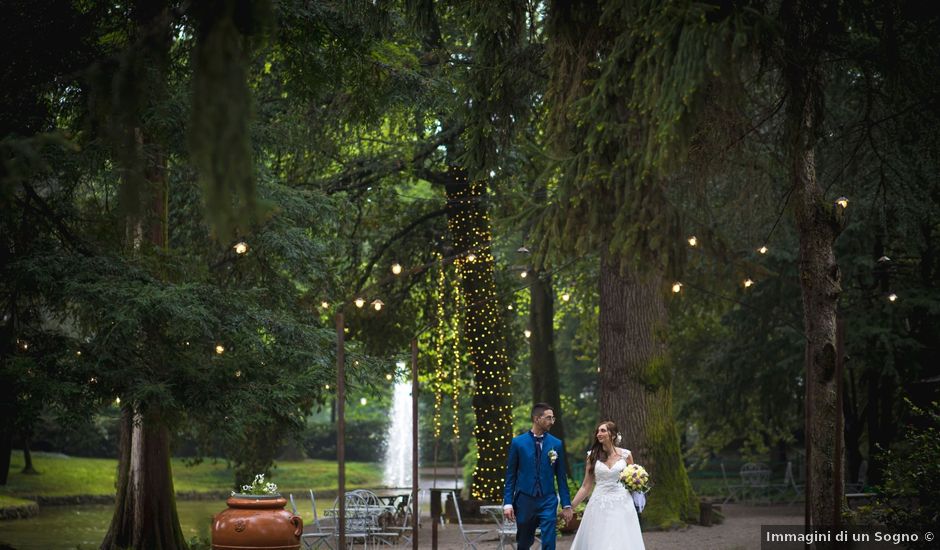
[[854, 401, 940, 547]]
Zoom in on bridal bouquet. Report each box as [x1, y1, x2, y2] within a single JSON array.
[[619, 464, 651, 513]]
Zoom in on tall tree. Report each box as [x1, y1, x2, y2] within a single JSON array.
[[539, 0, 707, 527]]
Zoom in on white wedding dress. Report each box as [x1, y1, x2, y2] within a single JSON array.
[[570, 449, 645, 550]]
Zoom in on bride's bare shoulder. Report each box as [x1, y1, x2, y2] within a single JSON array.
[[616, 447, 631, 457]]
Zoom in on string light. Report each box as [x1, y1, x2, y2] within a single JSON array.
[[215, 344, 225, 355], [371, 299, 384, 311], [386, 373, 393, 381], [835, 196, 849, 208], [391, 263, 402, 275], [672, 282, 683, 293], [523, 329, 531, 338], [516, 246, 530, 254], [561, 293, 570, 302], [758, 246, 768, 254], [520, 270, 528, 279], [360, 397, 368, 405], [235, 370, 242, 378], [877, 256, 891, 263], [888, 293, 898, 302], [354, 297, 365, 308], [688, 236, 698, 247], [114, 397, 121, 405], [17, 340, 28, 351], [324, 384, 330, 390], [507, 304, 513, 310], [743, 278, 754, 288], [320, 301, 330, 309], [233, 242, 248, 255], [76, 351, 82, 356]]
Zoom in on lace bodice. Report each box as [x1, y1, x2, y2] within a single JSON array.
[[588, 449, 633, 508]]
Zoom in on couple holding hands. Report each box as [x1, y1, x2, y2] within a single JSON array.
[[502, 403, 646, 550]]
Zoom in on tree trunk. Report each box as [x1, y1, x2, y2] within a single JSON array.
[[445, 172, 513, 503], [781, 0, 843, 526], [21, 437, 37, 475], [101, 406, 187, 550], [529, 269, 566, 443], [597, 252, 697, 528], [102, 125, 186, 549]]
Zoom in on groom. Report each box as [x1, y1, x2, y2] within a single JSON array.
[[503, 403, 573, 550]]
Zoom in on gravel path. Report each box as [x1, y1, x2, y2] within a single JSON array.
[[413, 503, 803, 549]]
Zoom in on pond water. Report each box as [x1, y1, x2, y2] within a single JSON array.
[[0, 500, 224, 550]]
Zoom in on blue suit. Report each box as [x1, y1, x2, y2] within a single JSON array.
[[503, 431, 572, 550]]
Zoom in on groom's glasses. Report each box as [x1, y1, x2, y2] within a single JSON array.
[[540, 415, 556, 422]]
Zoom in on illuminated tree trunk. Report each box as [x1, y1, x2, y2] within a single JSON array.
[[598, 251, 697, 528], [445, 172, 513, 502]]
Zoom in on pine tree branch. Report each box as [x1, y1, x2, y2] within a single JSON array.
[[294, 126, 462, 194], [354, 207, 449, 292]]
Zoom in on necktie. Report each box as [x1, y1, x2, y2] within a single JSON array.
[[534, 435, 544, 496]]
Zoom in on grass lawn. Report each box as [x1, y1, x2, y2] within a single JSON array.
[[1, 451, 382, 499], [0, 494, 36, 508]]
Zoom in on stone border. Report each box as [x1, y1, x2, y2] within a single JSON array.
[[0, 501, 39, 520]]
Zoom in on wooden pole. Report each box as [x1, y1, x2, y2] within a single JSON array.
[[411, 338, 420, 550], [336, 312, 346, 549], [804, 343, 812, 529], [834, 316, 845, 530]]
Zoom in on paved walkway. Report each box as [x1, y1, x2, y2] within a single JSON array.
[[353, 504, 803, 549]]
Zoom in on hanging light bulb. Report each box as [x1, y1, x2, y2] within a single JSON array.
[[385, 373, 393, 381], [743, 278, 754, 288], [888, 293, 898, 302], [235, 370, 242, 378], [835, 196, 849, 208], [320, 301, 330, 309], [688, 236, 698, 247], [354, 297, 365, 308], [324, 384, 330, 390], [672, 282, 683, 293], [877, 255, 891, 263], [371, 299, 384, 311], [466, 253, 477, 262], [520, 270, 528, 279], [215, 344, 225, 355], [758, 246, 768, 254], [517, 246, 530, 254], [360, 397, 368, 405], [391, 263, 402, 275], [114, 397, 121, 405], [233, 242, 248, 255], [523, 329, 531, 338], [561, 292, 570, 302]]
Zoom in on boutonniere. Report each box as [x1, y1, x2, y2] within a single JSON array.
[[548, 449, 558, 465]]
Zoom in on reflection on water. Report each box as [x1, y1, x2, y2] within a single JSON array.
[[0, 500, 221, 550]]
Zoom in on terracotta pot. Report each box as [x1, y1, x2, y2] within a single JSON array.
[[212, 494, 303, 550]]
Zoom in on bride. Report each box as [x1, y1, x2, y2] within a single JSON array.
[[569, 421, 646, 550]]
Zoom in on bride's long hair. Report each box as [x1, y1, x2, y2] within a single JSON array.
[[587, 420, 620, 476]]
